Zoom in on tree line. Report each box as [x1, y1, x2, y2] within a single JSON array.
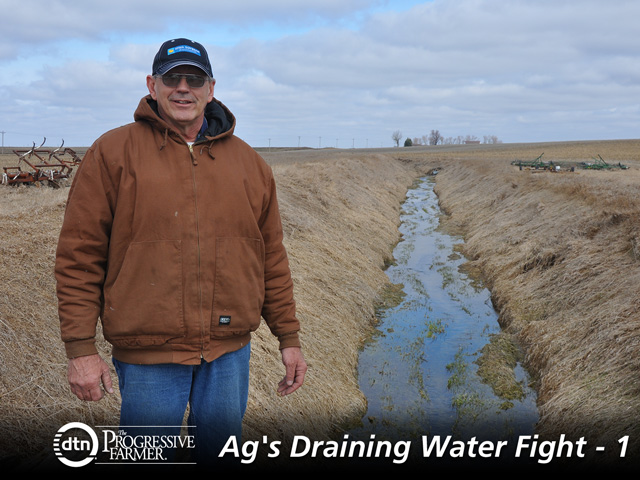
[[392, 129, 502, 147]]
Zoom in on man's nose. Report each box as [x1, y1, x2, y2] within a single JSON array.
[[176, 77, 191, 90]]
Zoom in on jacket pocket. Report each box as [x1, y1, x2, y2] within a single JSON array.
[[211, 237, 265, 338], [103, 240, 184, 345]]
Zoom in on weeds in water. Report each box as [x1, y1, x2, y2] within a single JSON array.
[[475, 333, 527, 401], [425, 318, 445, 338], [446, 349, 469, 389]]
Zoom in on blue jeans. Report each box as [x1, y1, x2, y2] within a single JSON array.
[[112, 344, 250, 466]]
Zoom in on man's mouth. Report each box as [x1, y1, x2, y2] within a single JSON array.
[[171, 98, 194, 105]]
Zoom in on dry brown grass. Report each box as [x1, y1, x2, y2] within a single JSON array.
[[427, 139, 640, 465], [0, 149, 427, 468], [240, 153, 424, 447], [2, 139, 640, 469]]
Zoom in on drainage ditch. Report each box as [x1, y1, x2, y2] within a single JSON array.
[[351, 176, 539, 444]]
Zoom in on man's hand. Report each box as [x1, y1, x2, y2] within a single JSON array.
[[277, 347, 307, 396], [67, 354, 114, 401]]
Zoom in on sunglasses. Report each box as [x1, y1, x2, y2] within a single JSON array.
[[159, 73, 208, 88]]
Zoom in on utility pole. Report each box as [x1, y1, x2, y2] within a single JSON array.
[[1, 131, 5, 155]]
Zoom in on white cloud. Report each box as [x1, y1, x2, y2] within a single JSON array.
[[0, 0, 639, 147]]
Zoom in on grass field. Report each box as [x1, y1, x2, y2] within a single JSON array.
[[1, 139, 639, 470]]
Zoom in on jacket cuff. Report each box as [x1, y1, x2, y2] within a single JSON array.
[[65, 339, 99, 359], [277, 332, 301, 350]]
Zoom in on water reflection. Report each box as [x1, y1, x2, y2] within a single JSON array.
[[352, 177, 538, 443]]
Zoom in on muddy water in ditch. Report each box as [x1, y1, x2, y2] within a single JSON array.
[[351, 176, 538, 444]]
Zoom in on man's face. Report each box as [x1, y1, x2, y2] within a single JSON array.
[[146, 65, 215, 136]]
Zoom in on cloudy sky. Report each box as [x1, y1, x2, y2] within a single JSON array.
[[1, 0, 638, 148]]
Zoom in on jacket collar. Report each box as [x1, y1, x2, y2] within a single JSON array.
[[134, 95, 237, 145]]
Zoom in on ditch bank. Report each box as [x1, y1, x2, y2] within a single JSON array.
[[431, 156, 640, 469], [244, 153, 431, 444]]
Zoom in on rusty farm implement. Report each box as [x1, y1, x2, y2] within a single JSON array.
[[2, 138, 82, 187]]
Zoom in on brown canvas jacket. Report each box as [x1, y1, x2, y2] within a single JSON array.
[[55, 95, 300, 364]]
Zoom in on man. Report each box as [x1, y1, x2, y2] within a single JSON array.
[[55, 38, 307, 465]]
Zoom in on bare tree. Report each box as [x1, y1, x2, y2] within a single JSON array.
[[483, 135, 502, 144], [428, 129, 442, 146], [392, 130, 402, 147]]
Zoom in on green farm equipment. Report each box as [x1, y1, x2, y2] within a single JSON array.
[[511, 153, 547, 170], [580, 154, 628, 170]]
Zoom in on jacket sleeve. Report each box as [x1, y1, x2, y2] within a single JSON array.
[[55, 144, 117, 359], [259, 169, 301, 349]]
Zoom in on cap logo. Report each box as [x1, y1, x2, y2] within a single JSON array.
[[167, 45, 201, 56]]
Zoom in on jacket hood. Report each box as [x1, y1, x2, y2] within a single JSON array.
[[134, 94, 236, 143]]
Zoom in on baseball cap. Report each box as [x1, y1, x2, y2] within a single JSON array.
[[152, 38, 213, 78]]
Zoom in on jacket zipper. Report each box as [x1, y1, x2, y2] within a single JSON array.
[[188, 143, 206, 359]]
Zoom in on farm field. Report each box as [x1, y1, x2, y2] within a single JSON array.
[[1, 138, 639, 471]]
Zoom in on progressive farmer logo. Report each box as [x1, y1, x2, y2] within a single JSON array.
[[53, 422, 99, 467], [52, 422, 197, 467]]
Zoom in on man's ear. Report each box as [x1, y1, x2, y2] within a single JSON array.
[[208, 79, 216, 102], [146, 75, 158, 100]]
